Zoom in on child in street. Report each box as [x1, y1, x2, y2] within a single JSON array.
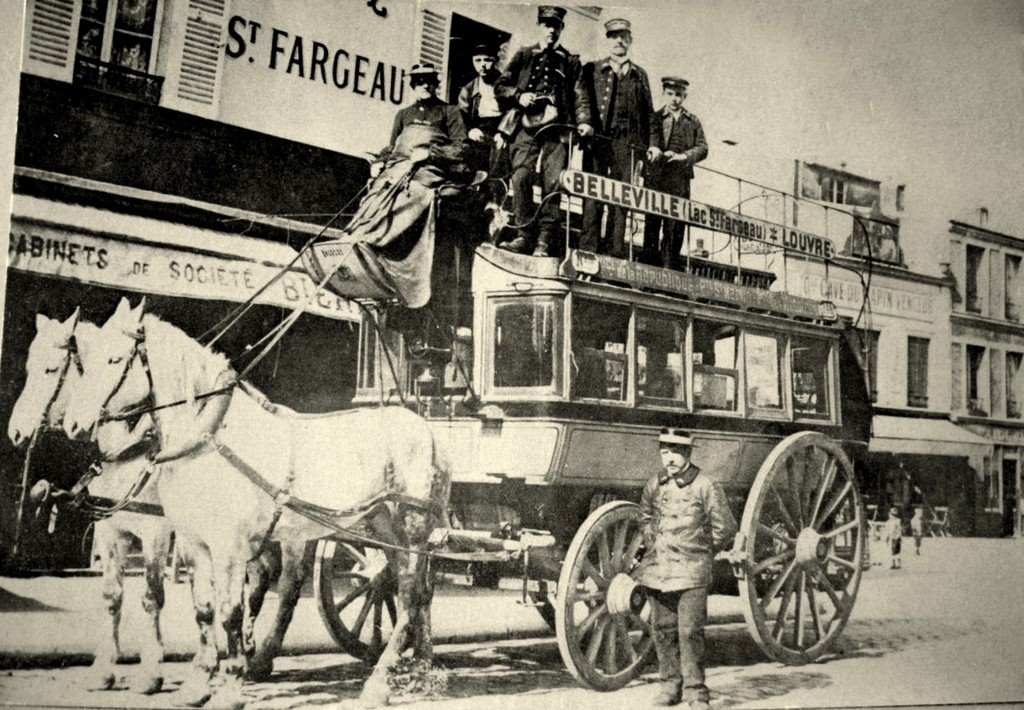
[[910, 506, 924, 555], [637, 428, 739, 709], [885, 506, 903, 569]]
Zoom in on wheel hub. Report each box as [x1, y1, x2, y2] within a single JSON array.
[[794, 527, 827, 565]]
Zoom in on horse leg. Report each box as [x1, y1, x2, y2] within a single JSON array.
[[359, 546, 412, 708], [91, 522, 126, 690], [249, 540, 306, 681], [180, 543, 217, 708], [131, 525, 170, 695], [242, 545, 279, 664], [405, 509, 436, 663], [206, 549, 249, 710]]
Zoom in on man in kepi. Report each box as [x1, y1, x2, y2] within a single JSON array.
[[458, 44, 508, 179], [496, 5, 593, 257], [638, 428, 738, 709], [371, 63, 468, 181], [580, 18, 660, 258], [642, 77, 708, 269]]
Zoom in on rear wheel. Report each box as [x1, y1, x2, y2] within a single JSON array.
[[313, 539, 397, 662], [555, 501, 654, 690], [737, 432, 865, 664]]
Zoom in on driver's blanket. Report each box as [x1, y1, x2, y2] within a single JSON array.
[[303, 125, 458, 308]]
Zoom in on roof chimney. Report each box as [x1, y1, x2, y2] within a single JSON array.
[[979, 207, 989, 227]]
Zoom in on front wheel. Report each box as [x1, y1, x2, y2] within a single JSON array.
[[555, 501, 654, 690]]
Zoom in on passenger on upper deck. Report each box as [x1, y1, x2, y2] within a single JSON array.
[[495, 5, 593, 258], [370, 63, 469, 184], [580, 18, 661, 259], [458, 43, 511, 181], [642, 77, 708, 270]]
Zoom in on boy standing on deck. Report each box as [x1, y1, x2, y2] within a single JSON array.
[[637, 428, 738, 708]]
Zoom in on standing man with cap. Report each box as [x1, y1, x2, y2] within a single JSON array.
[[371, 63, 468, 179], [495, 5, 593, 257], [638, 428, 738, 709], [458, 44, 509, 178], [580, 18, 661, 258], [642, 77, 708, 269]]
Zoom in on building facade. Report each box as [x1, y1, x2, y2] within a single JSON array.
[[948, 219, 1024, 537]]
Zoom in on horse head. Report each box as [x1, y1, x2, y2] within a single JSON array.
[[65, 297, 150, 442], [7, 309, 88, 447]]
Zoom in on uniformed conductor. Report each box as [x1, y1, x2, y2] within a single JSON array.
[[496, 6, 593, 257], [641, 78, 708, 269], [580, 18, 660, 258], [638, 428, 737, 709]]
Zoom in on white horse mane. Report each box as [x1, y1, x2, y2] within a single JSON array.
[[141, 314, 232, 437]]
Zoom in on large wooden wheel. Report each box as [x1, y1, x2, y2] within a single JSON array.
[[555, 501, 655, 691], [737, 431, 865, 665], [313, 539, 397, 662]]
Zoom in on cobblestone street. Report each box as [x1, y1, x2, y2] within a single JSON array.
[[1, 537, 1022, 709]]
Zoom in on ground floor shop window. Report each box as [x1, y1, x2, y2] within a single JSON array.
[[983, 458, 1001, 512]]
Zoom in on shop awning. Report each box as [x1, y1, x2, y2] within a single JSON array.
[[8, 191, 359, 322], [870, 415, 991, 458]]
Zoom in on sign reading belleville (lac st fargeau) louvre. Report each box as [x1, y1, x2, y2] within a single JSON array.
[[560, 169, 837, 260]]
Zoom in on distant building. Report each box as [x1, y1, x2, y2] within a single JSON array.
[[948, 219, 1024, 538]]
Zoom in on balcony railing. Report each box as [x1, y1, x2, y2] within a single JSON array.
[[1008, 399, 1022, 419], [907, 393, 929, 408], [1007, 302, 1021, 323], [968, 397, 988, 417], [73, 56, 164, 105]]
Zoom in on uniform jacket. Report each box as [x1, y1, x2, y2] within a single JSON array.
[[385, 96, 468, 163], [637, 463, 737, 591], [495, 43, 592, 135], [649, 106, 708, 182], [582, 57, 659, 149], [457, 76, 508, 130]]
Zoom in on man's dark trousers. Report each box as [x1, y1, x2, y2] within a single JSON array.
[[642, 169, 690, 268], [580, 135, 639, 257], [509, 128, 567, 252], [649, 585, 710, 702]]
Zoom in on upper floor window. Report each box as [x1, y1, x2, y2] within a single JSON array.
[[1006, 255, 1022, 322], [907, 337, 929, 408], [967, 344, 987, 416], [1007, 352, 1022, 419], [692, 319, 738, 411], [637, 310, 686, 405], [965, 244, 986, 315], [75, 0, 163, 103], [792, 337, 832, 417], [571, 299, 630, 402]]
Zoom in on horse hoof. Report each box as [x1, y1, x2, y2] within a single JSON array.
[[207, 687, 246, 710], [132, 673, 164, 695], [178, 678, 213, 707], [245, 655, 273, 682], [357, 681, 390, 708]]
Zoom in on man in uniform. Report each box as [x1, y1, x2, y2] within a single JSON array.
[[495, 5, 593, 257], [580, 18, 661, 258], [642, 77, 708, 269], [371, 63, 468, 180], [457, 43, 508, 178]]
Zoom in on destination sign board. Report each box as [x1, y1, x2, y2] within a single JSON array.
[[560, 169, 837, 260]]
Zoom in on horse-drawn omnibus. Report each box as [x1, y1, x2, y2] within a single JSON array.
[[305, 171, 872, 689]]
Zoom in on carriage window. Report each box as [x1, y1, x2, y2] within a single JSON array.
[[492, 298, 562, 392], [692, 319, 738, 411], [745, 332, 784, 410], [571, 298, 630, 401], [637, 310, 686, 405], [792, 337, 832, 416]]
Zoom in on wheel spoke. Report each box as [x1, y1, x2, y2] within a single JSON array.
[[574, 589, 605, 604], [771, 572, 798, 639], [827, 553, 856, 570], [808, 457, 837, 526], [577, 602, 608, 637], [371, 600, 383, 650], [582, 559, 610, 588], [334, 579, 372, 613], [770, 485, 800, 536], [603, 618, 618, 673], [807, 583, 824, 642], [784, 458, 806, 527], [615, 617, 638, 663], [751, 548, 796, 576], [808, 562, 844, 612], [793, 571, 805, 648], [814, 481, 852, 530], [821, 519, 859, 539], [611, 521, 629, 573], [758, 523, 796, 548], [622, 530, 644, 573], [597, 530, 613, 578], [586, 616, 609, 663], [340, 542, 369, 568], [351, 594, 374, 637], [761, 558, 798, 610]]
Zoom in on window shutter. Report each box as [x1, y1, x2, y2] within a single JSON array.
[[162, 0, 227, 118], [990, 347, 1004, 417], [22, 0, 80, 82], [418, 8, 450, 96], [951, 343, 963, 411]]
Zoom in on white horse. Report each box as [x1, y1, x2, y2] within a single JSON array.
[[8, 312, 182, 693], [65, 298, 451, 709]]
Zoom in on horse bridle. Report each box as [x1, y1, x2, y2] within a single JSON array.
[[35, 333, 83, 434], [94, 325, 157, 432]]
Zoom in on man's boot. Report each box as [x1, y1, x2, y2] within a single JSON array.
[[500, 235, 532, 254], [533, 234, 552, 257], [653, 682, 682, 706]]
